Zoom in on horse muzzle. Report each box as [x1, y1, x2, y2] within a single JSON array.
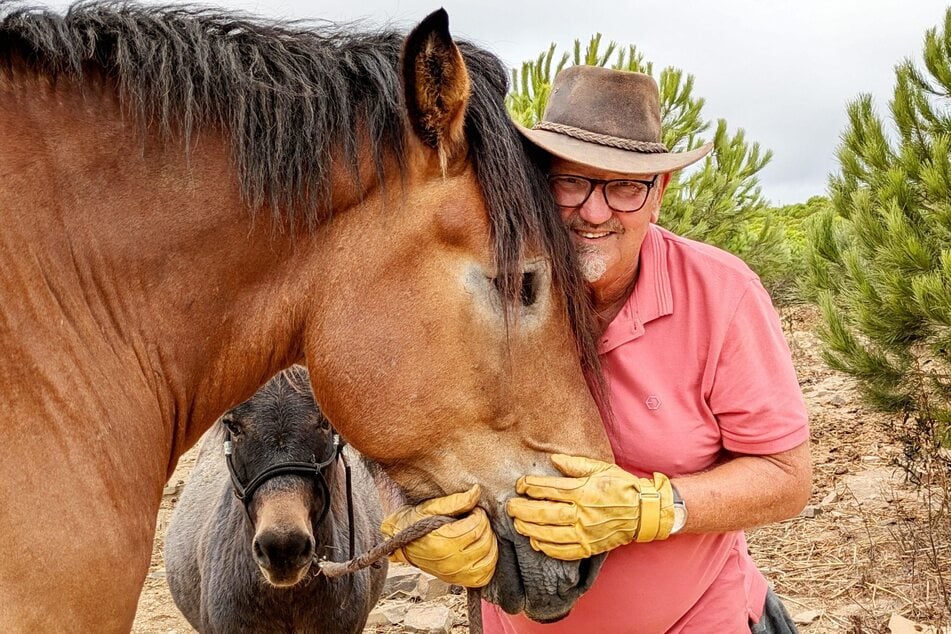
[[482, 503, 605, 622]]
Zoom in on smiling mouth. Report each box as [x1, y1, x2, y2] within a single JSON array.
[[573, 229, 613, 240]]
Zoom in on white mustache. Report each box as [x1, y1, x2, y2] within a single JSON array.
[[565, 212, 622, 234]]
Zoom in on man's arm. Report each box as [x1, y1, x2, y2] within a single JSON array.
[[672, 440, 812, 534], [506, 441, 812, 560]]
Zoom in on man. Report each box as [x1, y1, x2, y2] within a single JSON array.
[[382, 66, 811, 633]]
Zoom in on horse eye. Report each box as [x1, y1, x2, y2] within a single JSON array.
[[490, 270, 539, 309], [520, 271, 537, 307]]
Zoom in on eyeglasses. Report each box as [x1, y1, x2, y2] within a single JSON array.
[[548, 174, 657, 212]]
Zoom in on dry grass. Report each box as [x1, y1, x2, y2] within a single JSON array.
[[747, 305, 951, 633]]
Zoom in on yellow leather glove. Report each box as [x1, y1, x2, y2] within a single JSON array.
[[506, 454, 675, 560], [380, 484, 498, 588]]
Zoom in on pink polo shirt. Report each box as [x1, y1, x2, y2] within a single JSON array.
[[484, 225, 809, 634]]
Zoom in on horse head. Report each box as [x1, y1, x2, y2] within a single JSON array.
[[297, 11, 614, 621]]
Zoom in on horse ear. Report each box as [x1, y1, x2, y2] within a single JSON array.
[[402, 9, 471, 173]]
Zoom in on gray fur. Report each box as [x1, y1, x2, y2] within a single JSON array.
[[165, 369, 386, 634]]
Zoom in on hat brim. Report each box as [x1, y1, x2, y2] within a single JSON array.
[[517, 123, 713, 175]]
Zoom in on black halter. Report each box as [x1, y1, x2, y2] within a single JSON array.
[[223, 428, 356, 559]]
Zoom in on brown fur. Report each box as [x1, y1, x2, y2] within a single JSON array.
[[402, 9, 471, 173], [0, 5, 612, 630]]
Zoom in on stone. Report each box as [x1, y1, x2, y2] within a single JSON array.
[[414, 572, 452, 601], [371, 600, 412, 625], [886, 612, 951, 633], [364, 608, 390, 627], [800, 505, 823, 518], [792, 609, 822, 625], [820, 490, 839, 506], [842, 467, 896, 502], [382, 564, 420, 597], [403, 606, 453, 634], [162, 483, 182, 497]]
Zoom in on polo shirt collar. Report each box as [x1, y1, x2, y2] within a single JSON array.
[[598, 224, 673, 354]]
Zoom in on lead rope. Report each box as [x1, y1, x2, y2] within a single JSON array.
[[344, 459, 355, 560], [317, 514, 483, 634]]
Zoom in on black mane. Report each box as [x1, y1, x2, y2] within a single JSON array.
[[0, 1, 602, 381]]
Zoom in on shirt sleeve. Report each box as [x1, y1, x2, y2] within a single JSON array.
[[707, 278, 810, 455]]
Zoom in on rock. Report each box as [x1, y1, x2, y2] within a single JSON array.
[[403, 606, 453, 633], [834, 465, 849, 475], [383, 564, 420, 597], [365, 608, 391, 627], [861, 455, 882, 463], [793, 609, 822, 625], [415, 572, 452, 601], [370, 600, 413, 625], [887, 612, 949, 633], [800, 505, 823, 518], [842, 467, 897, 502], [148, 569, 166, 579], [162, 483, 182, 497], [820, 490, 839, 506], [830, 395, 846, 406]]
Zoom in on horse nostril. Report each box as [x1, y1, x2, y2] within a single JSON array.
[[253, 531, 314, 569], [252, 536, 268, 565]]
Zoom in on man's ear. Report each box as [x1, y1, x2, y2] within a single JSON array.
[[651, 172, 674, 223], [401, 9, 471, 174]]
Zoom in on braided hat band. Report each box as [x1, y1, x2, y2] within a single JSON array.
[[533, 121, 669, 154]]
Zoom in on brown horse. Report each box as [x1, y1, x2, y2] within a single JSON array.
[[0, 3, 611, 631]]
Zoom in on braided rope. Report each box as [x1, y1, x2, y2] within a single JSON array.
[[317, 514, 454, 577], [533, 120, 668, 153], [317, 514, 483, 634]]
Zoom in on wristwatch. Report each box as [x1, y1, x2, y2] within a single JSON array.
[[671, 484, 688, 535]]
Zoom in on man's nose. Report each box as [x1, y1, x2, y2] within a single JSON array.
[[578, 185, 614, 225]]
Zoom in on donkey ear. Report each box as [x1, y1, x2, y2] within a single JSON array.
[[402, 9, 471, 171]]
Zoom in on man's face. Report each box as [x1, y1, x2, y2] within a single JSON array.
[[549, 158, 671, 304]]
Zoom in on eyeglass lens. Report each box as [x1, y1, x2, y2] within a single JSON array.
[[549, 176, 652, 212]]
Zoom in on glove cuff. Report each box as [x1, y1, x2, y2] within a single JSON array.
[[634, 473, 674, 543]]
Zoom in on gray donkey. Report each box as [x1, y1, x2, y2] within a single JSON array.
[[164, 366, 387, 633]]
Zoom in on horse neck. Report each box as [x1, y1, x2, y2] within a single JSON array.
[[0, 74, 325, 468]]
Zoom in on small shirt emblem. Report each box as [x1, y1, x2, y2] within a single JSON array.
[[645, 395, 662, 410]]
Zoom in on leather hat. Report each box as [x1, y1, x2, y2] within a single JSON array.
[[518, 65, 713, 174]]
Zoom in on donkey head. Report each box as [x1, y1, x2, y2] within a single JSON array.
[[221, 367, 338, 587]]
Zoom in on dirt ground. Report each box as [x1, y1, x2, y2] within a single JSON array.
[[132, 305, 950, 633]]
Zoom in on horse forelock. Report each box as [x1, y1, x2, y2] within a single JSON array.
[[0, 1, 602, 382], [458, 44, 603, 385]]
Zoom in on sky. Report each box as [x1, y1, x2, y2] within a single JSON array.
[[43, 1, 951, 205]]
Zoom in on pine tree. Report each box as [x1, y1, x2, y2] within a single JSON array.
[[507, 36, 797, 300], [805, 11, 951, 464]]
